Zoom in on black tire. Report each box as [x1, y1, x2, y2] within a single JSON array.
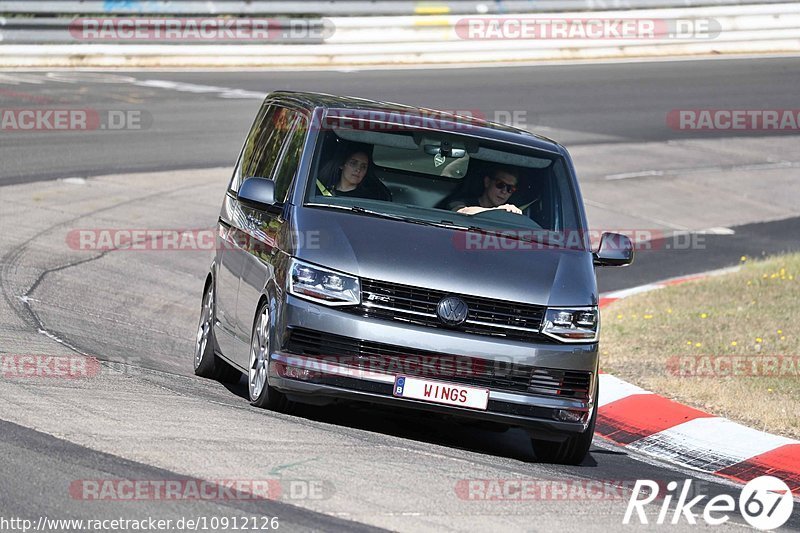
[[194, 280, 242, 384], [248, 300, 290, 412], [531, 383, 599, 465]]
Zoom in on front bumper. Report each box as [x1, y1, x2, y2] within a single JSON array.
[[271, 295, 598, 436]]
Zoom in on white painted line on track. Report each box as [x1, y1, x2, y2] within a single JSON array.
[[0, 73, 47, 84], [44, 72, 137, 84], [696, 227, 736, 235], [604, 160, 800, 181], [605, 170, 665, 180]]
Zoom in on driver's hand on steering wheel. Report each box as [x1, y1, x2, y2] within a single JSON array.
[[498, 204, 523, 214]]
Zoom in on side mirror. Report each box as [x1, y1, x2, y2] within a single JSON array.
[[238, 177, 281, 214], [593, 232, 634, 267]]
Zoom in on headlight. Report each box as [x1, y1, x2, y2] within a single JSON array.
[[288, 258, 360, 306], [541, 307, 599, 343]]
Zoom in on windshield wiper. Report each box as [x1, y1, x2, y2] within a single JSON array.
[[306, 204, 555, 246], [307, 203, 444, 228], [446, 223, 554, 247]]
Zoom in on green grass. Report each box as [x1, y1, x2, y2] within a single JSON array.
[[600, 253, 800, 438]]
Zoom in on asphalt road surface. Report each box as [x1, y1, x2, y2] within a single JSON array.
[[1, 57, 799, 185]]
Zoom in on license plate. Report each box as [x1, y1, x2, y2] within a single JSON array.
[[393, 375, 489, 411]]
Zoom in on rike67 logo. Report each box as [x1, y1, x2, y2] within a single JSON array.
[[624, 476, 795, 530]]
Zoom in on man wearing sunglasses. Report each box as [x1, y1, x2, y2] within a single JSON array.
[[448, 167, 523, 215]]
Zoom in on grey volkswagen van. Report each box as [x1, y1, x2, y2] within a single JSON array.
[[194, 92, 632, 464]]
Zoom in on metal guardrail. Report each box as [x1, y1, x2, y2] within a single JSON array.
[[0, 0, 795, 16], [2, 3, 800, 45], [1, 3, 798, 66]]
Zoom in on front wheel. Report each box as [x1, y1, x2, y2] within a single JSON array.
[[531, 383, 598, 465], [248, 301, 290, 411]]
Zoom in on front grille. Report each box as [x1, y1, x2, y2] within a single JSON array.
[[284, 328, 591, 399], [344, 278, 548, 341]]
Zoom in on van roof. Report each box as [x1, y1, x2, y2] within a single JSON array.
[[266, 90, 565, 155]]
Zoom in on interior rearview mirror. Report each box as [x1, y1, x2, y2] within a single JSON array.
[[423, 144, 466, 158]]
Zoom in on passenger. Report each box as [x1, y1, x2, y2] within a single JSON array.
[[448, 167, 523, 215], [316, 145, 390, 201]]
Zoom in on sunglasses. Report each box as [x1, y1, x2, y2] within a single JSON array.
[[493, 179, 517, 194]]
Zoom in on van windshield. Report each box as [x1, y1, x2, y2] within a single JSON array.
[[303, 123, 587, 250]]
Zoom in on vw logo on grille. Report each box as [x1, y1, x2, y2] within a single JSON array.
[[437, 296, 469, 326]]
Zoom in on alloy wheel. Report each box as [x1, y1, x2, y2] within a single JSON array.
[[194, 285, 213, 370], [249, 306, 269, 400]]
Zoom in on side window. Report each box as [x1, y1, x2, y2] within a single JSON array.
[[229, 104, 270, 193], [247, 107, 294, 181], [272, 116, 309, 204]]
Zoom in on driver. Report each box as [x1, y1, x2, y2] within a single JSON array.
[[448, 167, 523, 215]]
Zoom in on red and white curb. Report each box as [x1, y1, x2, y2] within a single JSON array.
[[597, 267, 800, 496]]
